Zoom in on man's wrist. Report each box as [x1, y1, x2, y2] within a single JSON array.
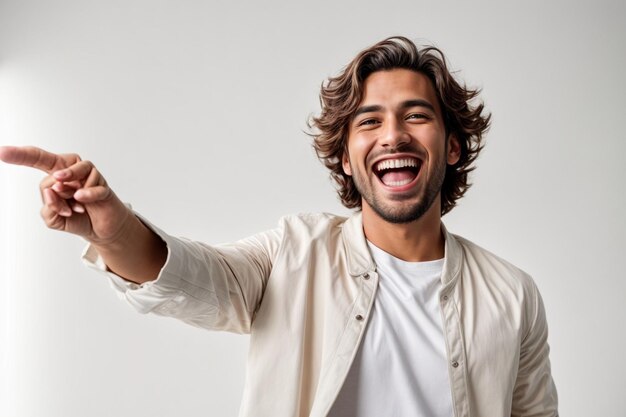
[[88, 207, 137, 251]]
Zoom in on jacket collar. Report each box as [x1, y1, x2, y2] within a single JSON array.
[[342, 212, 463, 289], [342, 212, 376, 277], [440, 223, 463, 291]]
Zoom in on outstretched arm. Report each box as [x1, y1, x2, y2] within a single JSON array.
[[0, 145, 166, 284]]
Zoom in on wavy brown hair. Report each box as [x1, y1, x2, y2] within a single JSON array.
[[310, 36, 491, 215]]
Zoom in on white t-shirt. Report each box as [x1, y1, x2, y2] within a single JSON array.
[[328, 241, 453, 417]]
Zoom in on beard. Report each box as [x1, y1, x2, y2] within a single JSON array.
[[350, 152, 447, 224]]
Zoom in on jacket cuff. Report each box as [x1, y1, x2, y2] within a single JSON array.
[[81, 211, 185, 314]]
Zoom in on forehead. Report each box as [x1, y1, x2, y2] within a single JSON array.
[[359, 69, 440, 109]]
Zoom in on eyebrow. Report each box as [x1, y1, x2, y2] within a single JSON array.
[[354, 99, 436, 117]]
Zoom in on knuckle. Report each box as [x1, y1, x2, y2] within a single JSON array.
[[78, 160, 92, 171], [40, 208, 55, 227], [82, 161, 96, 176], [39, 176, 54, 189], [61, 153, 82, 165], [46, 200, 58, 211], [58, 190, 73, 199]]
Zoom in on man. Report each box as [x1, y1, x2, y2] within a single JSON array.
[[0, 36, 558, 416]]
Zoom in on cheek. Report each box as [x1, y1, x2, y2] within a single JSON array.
[[348, 135, 375, 163], [420, 128, 448, 158], [343, 134, 371, 176]]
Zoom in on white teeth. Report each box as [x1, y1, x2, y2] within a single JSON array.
[[385, 178, 413, 187], [375, 158, 418, 172]]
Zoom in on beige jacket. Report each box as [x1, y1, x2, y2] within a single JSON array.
[[84, 212, 558, 417]]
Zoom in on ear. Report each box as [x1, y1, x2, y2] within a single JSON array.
[[447, 134, 461, 165], [342, 150, 352, 176]]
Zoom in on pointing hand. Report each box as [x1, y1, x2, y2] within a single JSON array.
[[0, 146, 133, 245]]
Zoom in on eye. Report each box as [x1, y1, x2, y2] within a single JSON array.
[[357, 118, 379, 127], [406, 113, 429, 121]]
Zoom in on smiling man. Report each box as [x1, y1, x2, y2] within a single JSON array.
[[341, 69, 458, 263], [0, 37, 558, 416]]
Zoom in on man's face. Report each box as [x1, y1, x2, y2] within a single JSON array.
[[342, 69, 460, 224]]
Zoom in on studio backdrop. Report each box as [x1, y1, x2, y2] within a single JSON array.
[[1, 1, 625, 416]]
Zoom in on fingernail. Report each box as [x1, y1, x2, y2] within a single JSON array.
[[53, 170, 69, 179], [73, 204, 85, 213], [60, 208, 72, 217], [52, 182, 63, 192]]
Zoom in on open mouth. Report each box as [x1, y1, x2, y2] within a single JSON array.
[[373, 157, 421, 188]]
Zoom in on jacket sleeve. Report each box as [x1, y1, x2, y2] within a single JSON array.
[[511, 280, 559, 416], [82, 212, 283, 334]]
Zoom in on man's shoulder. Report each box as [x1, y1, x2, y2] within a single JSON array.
[[449, 232, 537, 291]]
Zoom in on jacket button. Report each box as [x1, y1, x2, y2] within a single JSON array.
[[451, 361, 459, 368], [362, 273, 370, 280], [355, 314, 364, 321], [442, 295, 449, 301]]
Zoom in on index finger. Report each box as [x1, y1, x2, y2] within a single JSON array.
[[0, 146, 77, 173]]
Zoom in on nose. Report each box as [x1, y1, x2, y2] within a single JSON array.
[[380, 117, 410, 150]]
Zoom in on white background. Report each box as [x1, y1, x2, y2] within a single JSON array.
[[1, 1, 624, 416]]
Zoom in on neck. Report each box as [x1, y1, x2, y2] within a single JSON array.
[[361, 199, 445, 262]]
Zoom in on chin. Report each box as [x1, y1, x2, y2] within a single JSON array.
[[367, 195, 436, 224]]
